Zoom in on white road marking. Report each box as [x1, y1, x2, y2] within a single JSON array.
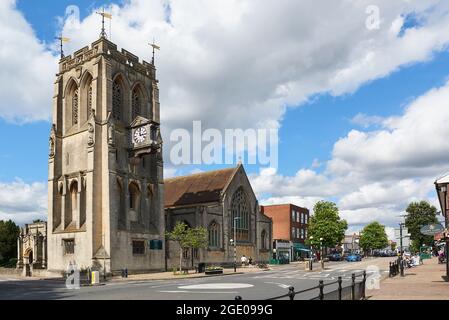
[[160, 291, 239, 294], [0, 278, 21, 282], [178, 283, 254, 290]]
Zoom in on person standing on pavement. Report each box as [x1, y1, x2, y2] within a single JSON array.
[[241, 255, 247, 266]]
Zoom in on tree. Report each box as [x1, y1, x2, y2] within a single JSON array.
[[359, 222, 389, 255], [166, 222, 208, 272], [0, 220, 20, 265], [306, 201, 348, 252], [391, 242, 397, 251], [405, 201, 438, 251]]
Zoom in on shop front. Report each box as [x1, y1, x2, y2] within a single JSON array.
[[293, 242, 311, 261], [272, 240, 292, 264]]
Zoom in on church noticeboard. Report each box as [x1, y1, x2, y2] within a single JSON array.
[[149, 240, 163, 250]]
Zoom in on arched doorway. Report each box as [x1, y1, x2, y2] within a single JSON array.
[[23, 249, 33, 277]]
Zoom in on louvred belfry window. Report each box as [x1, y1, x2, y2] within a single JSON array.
[[112, 81, 122, 120], [132, 88, 141, 120], [72, 89, 79, 126], [88, 85, 93, 118]]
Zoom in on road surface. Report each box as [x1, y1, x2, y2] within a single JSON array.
[[0, 257, 393, 300]]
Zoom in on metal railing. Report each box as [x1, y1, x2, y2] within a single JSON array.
[[236, 271, 367, 301]]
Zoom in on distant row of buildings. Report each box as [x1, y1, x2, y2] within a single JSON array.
[[260, 205, 364, 262]]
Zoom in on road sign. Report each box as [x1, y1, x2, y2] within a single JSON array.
[[420, 223, 445, 236], [394, 228, 409, 238]]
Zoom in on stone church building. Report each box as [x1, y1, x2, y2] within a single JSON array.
[[18, 35, 272, 275], [46, 35, 165, 274], [165, 165, 273, 269]]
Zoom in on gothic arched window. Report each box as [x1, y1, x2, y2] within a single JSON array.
[[65, 181, 78, 228], [231, 188, 250, 242], [208, 222, 220, 248], [261, 230, 267, 250], [129, 183, 140, 212], [117, 179, 126, 228], [131, 88, 141, 121], [112, 80, 122, 120], [88, 85, 93, 118], [70, 181, 78, 213], [72, 88, 79, 126]]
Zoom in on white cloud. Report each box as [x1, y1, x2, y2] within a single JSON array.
[[52, 0, 449, 139], [351, 113, 385, 128], [0, 179, 47, 225], [0, 0, 57, 123], [251, 79, 449, 233], [329, 80, 449, 181]]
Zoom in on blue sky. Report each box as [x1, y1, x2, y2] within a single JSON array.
[[2, 1, 449, 235]]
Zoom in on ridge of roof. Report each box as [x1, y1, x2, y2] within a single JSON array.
[[164, 165, 240, 208], [165, 166, 237, 182]]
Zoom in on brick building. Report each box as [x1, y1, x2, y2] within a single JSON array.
[[261, 204, 310, 261]]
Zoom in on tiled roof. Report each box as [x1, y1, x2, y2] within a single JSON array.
[[164, 167, 238, 208]]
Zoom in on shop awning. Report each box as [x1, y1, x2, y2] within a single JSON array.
[[293, 243, 311, 252]]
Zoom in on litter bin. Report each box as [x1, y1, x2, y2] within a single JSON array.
[[305, 260, 313, 271], [198, 263, 206, 273]]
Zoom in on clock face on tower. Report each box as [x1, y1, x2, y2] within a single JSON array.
[[133, 127, 148, 144]]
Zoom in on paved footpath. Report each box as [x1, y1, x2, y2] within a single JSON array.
[[110, 266, 271, 282], [367, 258, 449, 300]]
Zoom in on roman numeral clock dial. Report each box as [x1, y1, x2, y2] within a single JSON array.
[[133, 127, 147, 144]]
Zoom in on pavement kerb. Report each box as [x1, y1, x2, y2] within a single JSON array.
[[108, 268, 275, 283]]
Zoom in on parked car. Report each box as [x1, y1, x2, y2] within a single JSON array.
[[345, 253, 362, 262], [328, 253, 342, 261]]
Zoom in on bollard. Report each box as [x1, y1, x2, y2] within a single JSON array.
[[362, 271, 367, 300], [400, 260, 404, 277], [351, 273, 356, 300], [338, 276, 342, 301], [288, 286, 295, 301], [319, 280, 324, 300]]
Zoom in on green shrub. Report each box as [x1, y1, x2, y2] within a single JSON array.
[[0, 258, 17, 268]]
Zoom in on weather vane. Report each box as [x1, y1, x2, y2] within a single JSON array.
[[149, 39, 160, 65], [96, 8, 112, 39], [55, 35, 70, 59]]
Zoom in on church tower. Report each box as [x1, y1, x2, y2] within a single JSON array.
[[47, 36, 165, 274]]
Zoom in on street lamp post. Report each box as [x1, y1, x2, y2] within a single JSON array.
[[441, 185, 449, 278], [399, 222, 405, 277], [435, 181, 449, 278], [231, 217, 241, 273], [309, 236, 314, 271], [320, 238, 324, 270]]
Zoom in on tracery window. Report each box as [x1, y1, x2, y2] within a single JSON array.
[[261, 230, 267, 250], [131, 88, 141, 120], [208, 222, 220, 248], [88, 85, 93, 118], [112, 80, 122, 120], [230, 188, 250, 242], [72, 88, 79, 126]]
